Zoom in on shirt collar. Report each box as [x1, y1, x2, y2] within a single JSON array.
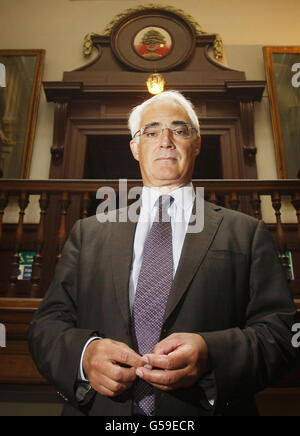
[[141, 183, 195, 214]]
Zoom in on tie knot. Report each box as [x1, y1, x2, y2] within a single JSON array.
[[155, 195, 174, 222]]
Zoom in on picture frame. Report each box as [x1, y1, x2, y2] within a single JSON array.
[[0, 49, 45, 179], [264, 46, 300, 179]]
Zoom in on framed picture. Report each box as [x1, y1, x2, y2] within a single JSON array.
[[0, 49, 45, 179], [264, 47, 300, 179]]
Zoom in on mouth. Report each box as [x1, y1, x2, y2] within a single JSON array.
[[155, 157, 178, 161]]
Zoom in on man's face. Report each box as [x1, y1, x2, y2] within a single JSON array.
[[130, 101, 201, 190]]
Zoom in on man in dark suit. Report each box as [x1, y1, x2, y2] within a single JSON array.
[[29, 91, 297, 416]]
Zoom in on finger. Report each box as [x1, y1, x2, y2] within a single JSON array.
[[90, 361, 136, 395], [109, 343, 145, 368], [91, 372, 132, 398], [136, 366, 187, 388], [144, 347, 188, 371], [105, 360, 138, 384], [143, 354, 170, 369], [153, 334, 183, 355]]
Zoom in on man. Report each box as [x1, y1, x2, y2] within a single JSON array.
[[29, 91, 297, 416]]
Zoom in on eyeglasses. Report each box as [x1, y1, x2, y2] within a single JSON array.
[[133, 124, 197, 141]]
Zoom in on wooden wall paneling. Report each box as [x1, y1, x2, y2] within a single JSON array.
[[0, 298, 46, 385]]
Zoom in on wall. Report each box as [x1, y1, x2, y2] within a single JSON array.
[[0, 0, 300, 182]]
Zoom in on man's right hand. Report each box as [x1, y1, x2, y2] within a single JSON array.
[[83, 339, 145, 398]]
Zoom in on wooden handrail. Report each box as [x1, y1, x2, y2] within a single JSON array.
[[0, 178, 299, 195]]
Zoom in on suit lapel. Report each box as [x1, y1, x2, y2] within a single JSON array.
[[164, 201, 224, 323], [110, 212, 137, 328]]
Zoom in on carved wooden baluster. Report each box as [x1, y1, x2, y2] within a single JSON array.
[[271, 192, 289, 280], [0, 192, 8, 243], [81, 192, 91, 219], [57, 192, 70, 261], [8, 192, 29, 297], [30, 192, 50, 298], [250, 191, 262, 220], [229, 192, 240, 211], [291, 192, 300, 248], [208, 191, 218, 205]]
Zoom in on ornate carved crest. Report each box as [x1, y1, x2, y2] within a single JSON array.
[[83, 5, 224, 62]]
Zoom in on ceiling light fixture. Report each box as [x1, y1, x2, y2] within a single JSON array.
[[146, 73, 165, 95]]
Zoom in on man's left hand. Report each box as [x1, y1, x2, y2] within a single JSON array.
[[135, 333, 210, 391]]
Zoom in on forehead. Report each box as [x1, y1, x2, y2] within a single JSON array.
[[140, 101, 191, 126]]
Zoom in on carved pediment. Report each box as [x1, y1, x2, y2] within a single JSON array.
[[59, 5, 248, 89], [83, 4, 224, 61]]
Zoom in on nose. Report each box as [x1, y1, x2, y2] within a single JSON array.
[[159, 128, 175, 148]]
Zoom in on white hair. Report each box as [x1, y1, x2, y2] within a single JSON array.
[[128, 90, 200, 141]]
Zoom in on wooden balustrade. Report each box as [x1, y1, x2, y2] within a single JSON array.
[[57, 192, 70, 261], [81, 192, 91, 220], [0, 179, 299, 305], [250, 191, 262, 221], [8, 192, 29, 297]]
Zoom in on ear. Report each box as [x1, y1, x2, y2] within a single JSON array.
[[194, 136, 202, 156], [130, 139, 140, 162]]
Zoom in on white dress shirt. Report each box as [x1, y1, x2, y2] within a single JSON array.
[[128, 183, 195, 313]]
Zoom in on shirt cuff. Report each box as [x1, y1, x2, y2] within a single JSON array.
[[79, 336, 102, 382]]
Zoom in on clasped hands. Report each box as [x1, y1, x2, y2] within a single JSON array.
[[83, 333, 209, 398]]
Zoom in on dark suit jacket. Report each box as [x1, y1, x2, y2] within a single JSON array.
[[28, 201, 297, 416]]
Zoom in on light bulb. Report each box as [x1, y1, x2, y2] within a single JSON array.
[[146, 73, 165, 95]]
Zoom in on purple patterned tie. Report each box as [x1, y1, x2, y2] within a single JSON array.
[[132, 195, 174, 416]]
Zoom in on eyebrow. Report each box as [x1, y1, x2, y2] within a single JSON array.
[[144, 122, 161, 129], [144, 120, 189, 129], [172, 120, 189, 127]]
